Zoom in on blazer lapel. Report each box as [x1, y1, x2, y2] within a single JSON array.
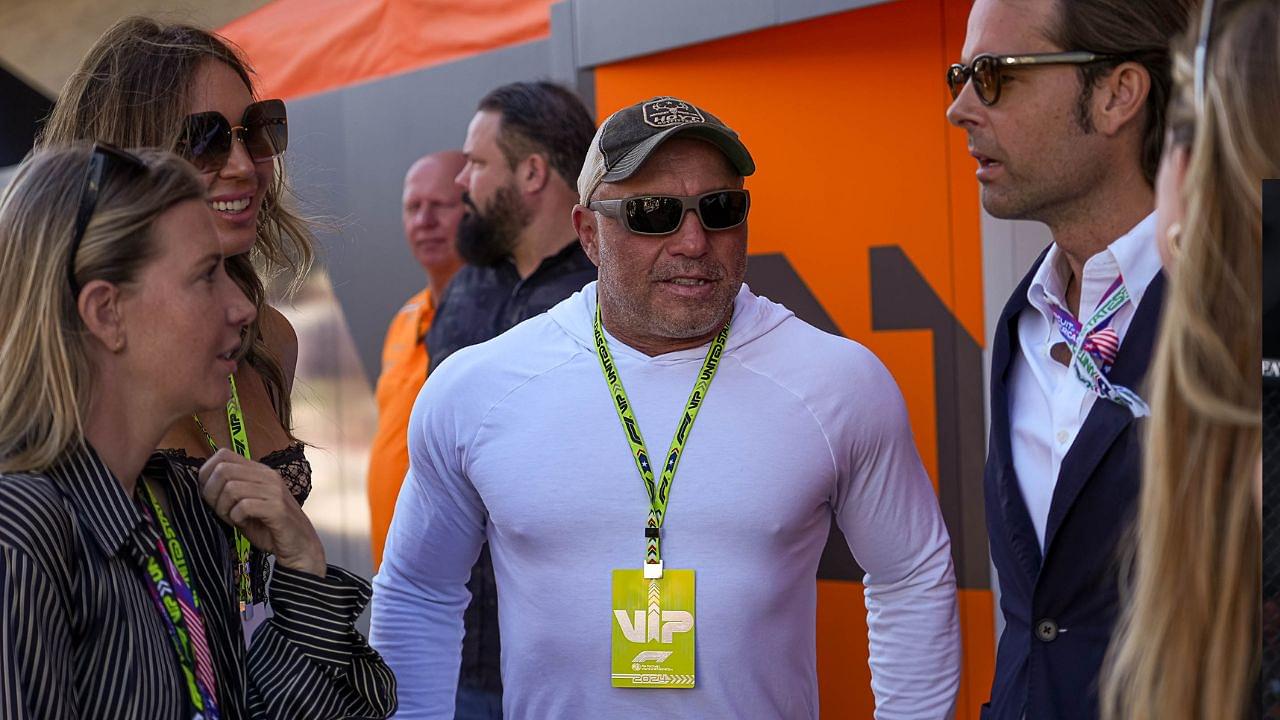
[[990, 250, 1051, 581], [1042, 273, 1166, 555]]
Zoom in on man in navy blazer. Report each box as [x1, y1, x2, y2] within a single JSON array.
[[946, 0, 1191, 717]]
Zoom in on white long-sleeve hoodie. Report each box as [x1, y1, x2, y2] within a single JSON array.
[[372, 281, 960, 719]]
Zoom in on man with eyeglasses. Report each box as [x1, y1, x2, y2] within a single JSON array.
[[371, 96, 960, 718], [945, 1, 1191, 718]]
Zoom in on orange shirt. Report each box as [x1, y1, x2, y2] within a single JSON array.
[[367, 288, 434, 570]]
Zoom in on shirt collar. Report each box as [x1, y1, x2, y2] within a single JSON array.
[[1027, 212, 1161, 318], [506, 239, 589, 278], [414, 289, 435, 341], [1098, 212, 1161, 308], [45, 442, 164, 564]]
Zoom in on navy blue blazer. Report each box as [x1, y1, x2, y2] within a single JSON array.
[[981, 253, 1165, 720]]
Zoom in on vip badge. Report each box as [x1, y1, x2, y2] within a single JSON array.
[[610, 568, 696, 688]]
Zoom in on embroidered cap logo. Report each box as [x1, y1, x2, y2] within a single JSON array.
[[642, 98, 706, 128]]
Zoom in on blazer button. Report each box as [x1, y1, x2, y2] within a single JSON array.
[[1035, 618, 1059, 642]]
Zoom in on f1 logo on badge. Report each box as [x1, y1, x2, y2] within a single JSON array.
[[632, 650, 673, 663], [614, 610, 693, 644]]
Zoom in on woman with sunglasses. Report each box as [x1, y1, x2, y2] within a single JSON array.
[[1100, 1, 1278, 718], [41, 17, 315, 620], [0, 143, 395, 718]]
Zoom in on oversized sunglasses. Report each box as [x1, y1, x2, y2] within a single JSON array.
[[178, 98, 288, 173], [946, 52, 1116, 106], [588, 189, 750, 236], [69, 144, 148, 293]]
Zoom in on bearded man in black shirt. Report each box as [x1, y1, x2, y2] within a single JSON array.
[[423, 80, 596, 719], [427, 82, 598, 375]]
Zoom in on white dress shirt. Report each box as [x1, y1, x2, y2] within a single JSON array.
[[1009, 213, 1160, 552]]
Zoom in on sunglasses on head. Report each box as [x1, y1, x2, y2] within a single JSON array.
[[588, 189, 750, 236], [946, 52, 1116, 106], [178, 98, 287, 173], [1193, 0, 1217, 113], [69, 143, 149, 294]]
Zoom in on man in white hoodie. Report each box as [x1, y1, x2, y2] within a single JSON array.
[[371, 96, 961, 719]]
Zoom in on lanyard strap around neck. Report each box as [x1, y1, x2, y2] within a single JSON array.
[[138, 481, 222, 720], [1049, 276, 1125, 348], [1048, 275, 1150, 417], [592, 302, 730, 578], [193, 374, 254, 617]]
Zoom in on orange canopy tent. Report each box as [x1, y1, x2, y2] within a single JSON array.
[[219, 0, 557, 100]]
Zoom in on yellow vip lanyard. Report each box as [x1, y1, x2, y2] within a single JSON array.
[[592, 302, 730, 578], [193, 374, 254, 619]]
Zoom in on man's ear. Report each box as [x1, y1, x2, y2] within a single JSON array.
[[572, 204, 602, 266], [77, 280, 126, 353], [1091, 61, 1150, 137], [517, 153, 551, 195]]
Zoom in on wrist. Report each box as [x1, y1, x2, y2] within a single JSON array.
[[276, 543, 327, 577]]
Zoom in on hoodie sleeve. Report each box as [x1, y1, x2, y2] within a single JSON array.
[[829, 345, 961, 720], [369, 356, 489, 719]]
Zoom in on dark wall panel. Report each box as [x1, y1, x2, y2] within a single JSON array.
[[0, 62, 53, 167]]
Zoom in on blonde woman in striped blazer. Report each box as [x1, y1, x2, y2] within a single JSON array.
[[0, 144, 396, 719]]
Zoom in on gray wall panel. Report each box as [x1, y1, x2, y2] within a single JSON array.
[[979, 209, 1052, 639], [776, 0, 894, 25], [549, 1, 576, 86], [572, 0, 890, 68], [575, 0, 776, 67], [550, 2, 595, 114], [287, 39, 555, 384]]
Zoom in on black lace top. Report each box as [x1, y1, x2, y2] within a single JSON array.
[[159, 442, 312, 603]]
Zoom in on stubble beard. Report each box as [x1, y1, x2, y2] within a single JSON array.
[[977, 110, 1102, 226], [981, 161, 1106, 230], [600, 254, 744, 344]]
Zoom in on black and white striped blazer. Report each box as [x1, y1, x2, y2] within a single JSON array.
[[0, 443, 397, 719]]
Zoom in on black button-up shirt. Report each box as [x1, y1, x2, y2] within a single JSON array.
[[426, 241, 597, 373], [0, 444, 397, 719], [423, 240, 596, 693]]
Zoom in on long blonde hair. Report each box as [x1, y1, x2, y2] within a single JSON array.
[[1101, 1, 1279, 717], [39, 16, 315, 429], [0, 145, 205, 472]]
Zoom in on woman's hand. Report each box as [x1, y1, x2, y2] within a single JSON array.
[[198, 449, 327, 577]]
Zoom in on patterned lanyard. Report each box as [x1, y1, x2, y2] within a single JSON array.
[[137, 480, 222, 720], [592, 301, 730, 579], [1047, 275, 1151, 417], [193, 374, 254, 618]]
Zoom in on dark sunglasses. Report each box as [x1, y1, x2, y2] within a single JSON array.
[[178, 98, 288, 173], [946, 52, 1116, 106], [69, 144, 149, 294], [588, 189, 750, 236]]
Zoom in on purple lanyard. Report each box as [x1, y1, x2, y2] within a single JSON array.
[[137, 485, 222, 720], [1047, 275, 1125, 371], [1048, 276, 1123, 347], [1044, 273, 1151, 416]]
